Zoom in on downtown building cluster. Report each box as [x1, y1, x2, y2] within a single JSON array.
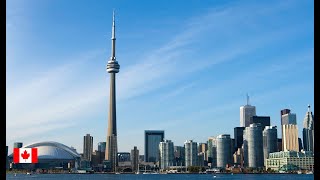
[[119, 100, 313, 173], [73, 100, 314, 173]]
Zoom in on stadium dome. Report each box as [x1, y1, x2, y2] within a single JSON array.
[[8, 141, 80, 170], [23, 141, 80, 160]]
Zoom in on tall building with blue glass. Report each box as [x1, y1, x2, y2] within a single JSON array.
[[144, 130, 164, 162]]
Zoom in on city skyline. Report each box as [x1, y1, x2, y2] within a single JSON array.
[[6, 0, 314, 154]]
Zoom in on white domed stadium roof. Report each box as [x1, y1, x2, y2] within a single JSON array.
[[21, 141, 80, 160]]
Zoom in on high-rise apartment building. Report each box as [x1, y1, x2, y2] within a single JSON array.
[[159, 140, 174, 169], [263, 126, 278, 166], [197, 152, 205, 167], [174, 146, 185, 166], [83, 134, 93, 161], [303, 105, 314, 152], [207, 136, 217, 167], [131, 146, 139, 172], [216, 134, 232, 168], [144, 130, 164, 162], [240, 95, 256, 127], [245, 123, 264, 168], [184, 140, 198, 167]]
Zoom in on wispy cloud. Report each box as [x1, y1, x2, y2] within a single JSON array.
[[117, 0, 304, 101], [6, 50, 106, 139]]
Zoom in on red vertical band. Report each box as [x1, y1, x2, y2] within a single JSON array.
[[32, 148, 38, 163], [13, 148, 19, 163]]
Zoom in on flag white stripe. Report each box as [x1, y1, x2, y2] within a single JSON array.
[[19, 148, 32, 163]]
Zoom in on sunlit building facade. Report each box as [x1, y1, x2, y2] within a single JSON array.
[[266, 151, 314, 171]]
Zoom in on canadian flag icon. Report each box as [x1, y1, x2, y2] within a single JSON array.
[[13, 148, 38, 163]]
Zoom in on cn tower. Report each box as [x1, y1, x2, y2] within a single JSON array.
[[105, 10, 120, 172]]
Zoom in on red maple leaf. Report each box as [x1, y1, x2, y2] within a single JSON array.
[[21, 150, 30, 161]]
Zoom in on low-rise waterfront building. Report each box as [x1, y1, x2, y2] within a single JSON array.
[[265, 150, 314, 172]]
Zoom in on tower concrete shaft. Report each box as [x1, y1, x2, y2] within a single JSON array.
[[105, 10, 120, 172]]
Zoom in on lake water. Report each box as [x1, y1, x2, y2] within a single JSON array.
[[6, 173, 314, 180]]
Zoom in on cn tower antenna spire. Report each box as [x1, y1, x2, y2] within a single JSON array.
[[246, 93, 250, 105], [110, 9, 116, 61]]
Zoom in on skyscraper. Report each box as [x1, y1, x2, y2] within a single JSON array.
[[240, 94, 256, 127], [263, 126, 277, 166], [298, 138, 303, 151], [216, 134, 232, 168], [234, 127, 245, 151], [283, 124, 299, 151], [279, 108, 291, 150], [197, 153, 205, 167], [233, 148, 244, 167], [184, 140, 198, 167], [198, 143, 208, 161], [250, 116, 271, 130], [198, 143, 208, 153], [277, 138, 282, 152], [281, 112, 297, 125], [207, 136, 217, 167], [231, 138, 235, 155], [281, 111, 299, 151], [105, 11, 120, 172], [131, 146, 139, 172], [303, 105, 314, 152], [245, 123, 264, 168], [83, 134, 93, 161], [144, 130, 164, 162], [159, 140, 174, 169], [242, 132, 248, 167], [98, 142, 106, 152], [281, 109, 291, 120], [97, 142, 106, 164], [174, 146, 185, 166]]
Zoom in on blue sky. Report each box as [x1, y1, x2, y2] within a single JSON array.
[[6, 0, 314, 154]]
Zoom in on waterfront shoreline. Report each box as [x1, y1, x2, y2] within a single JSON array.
[[6, 171, 313, 175]]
